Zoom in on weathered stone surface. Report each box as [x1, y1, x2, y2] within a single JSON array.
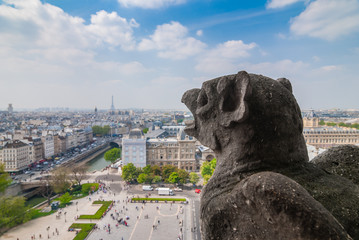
[[312, 145, 359, 185], [182, 71, 359, 239]]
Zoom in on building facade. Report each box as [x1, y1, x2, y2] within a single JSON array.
[[1, 140, 30, 172], [303, 127, 359, 149], [122, 129, 146, 168], [146, 129, 198, 172], [41, 135, 54, 159]]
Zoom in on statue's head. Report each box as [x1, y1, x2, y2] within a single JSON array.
[[182, 71, 307, 164]]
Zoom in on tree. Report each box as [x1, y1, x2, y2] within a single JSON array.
[[177, 169, 189, 184], [92, 125, 111, 136], [210, 158, 217, 171], [0, 196, 31, 228], [152, 175, 162, 183], [71, 165, 88, 186], [168, 172, 179, 184], [189, 172, 200, 185], [137, 173, 147, 184], [201, 158, 217, 185], [104, 148, 121, 163], [143, 165, 152, 175], [142, 128, 149, 134], [103, 125, 111, 136], [59, 192, 72, 205], [39, 177, 54, 206], [201, 162, 212, 177], [122, 163, 138, 182], [0, 164, 30, 229], [0, 164, 11, 193], [51, 167, 71, 193], [152, 165, 162, 176], [319, 120, 325, 126], [162, 165, 177, 181]]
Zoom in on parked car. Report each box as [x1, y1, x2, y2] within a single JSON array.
[[195, 189, 201, 194], [173, 187, 183, 192], [142, 185, 154, 191]]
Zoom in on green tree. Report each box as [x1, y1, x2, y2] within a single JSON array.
[[142, 128, 149, 134], [143, 165, 152, 175], [137, 173, 147, 184], [203, 174, 211, 184], [122, 163, 138, 182], [201, 158, 217, 184], [0, 164, 31, 229], [168, 172, 179, 184], [189, 172, 200, 185], [59, 192, 72, 205], [152, 175, 162, 183], [0, 164, 11, 193], [319, 120, 325, 125], [339, 122, 346, 127], [92, 125, 111, 136], [104, 148, 121, 163], [152, 165, 162, 176], [162, 165, 177, 181], [0, 196, 31, 228], [103, 125, 111, 135], [177, 169, 189, 184], [201, 162, 212, 177], [210, 158, 217, 171]]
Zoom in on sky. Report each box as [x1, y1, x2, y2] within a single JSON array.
[[0, 0, 358, 111]]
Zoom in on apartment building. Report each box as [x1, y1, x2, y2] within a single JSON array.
[[122, 129, 146, 168], [1, 140, 30, 172]]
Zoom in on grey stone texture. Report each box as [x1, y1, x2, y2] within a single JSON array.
[[312, 145, 359, 185], [182, 71, 359, 240]]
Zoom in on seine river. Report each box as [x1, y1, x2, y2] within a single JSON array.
[[86, 151, 111, 172]]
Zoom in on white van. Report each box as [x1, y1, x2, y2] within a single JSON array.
[[142, 185, 153, 191]]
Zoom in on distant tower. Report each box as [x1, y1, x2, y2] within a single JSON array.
[[7, 103, 13, 114], [110, 95, 115, 115], [94, 106, 98, 115]]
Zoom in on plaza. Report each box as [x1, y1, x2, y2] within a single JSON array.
[[0, 172, 201, 240]]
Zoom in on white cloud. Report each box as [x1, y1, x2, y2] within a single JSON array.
[[195, 40, 256, 74], [0, 0, 138, 51], [312, 56, 320, 62], [290, 0, 359, 40], [138, 21, 206, 60], [238, 59, 308, 79], [267, 0, 303, 9], [117, 0, 186, 9], [196, 30, 203, 37], [86, 10, 139, 50], [320, 65, 341, 71]]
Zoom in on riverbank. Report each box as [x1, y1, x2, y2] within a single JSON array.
[[64, 145, 111, 168]]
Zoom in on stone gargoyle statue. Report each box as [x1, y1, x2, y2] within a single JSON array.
[[181, 71, 359, 240]]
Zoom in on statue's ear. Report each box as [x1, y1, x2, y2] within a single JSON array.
[[277, 78, 292, 93], [217, 71, 252, 127]]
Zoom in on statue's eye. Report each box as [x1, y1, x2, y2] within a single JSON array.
[[197, 90, 208, 108]]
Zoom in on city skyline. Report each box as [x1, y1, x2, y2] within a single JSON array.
[[0, 0, 359, 110]]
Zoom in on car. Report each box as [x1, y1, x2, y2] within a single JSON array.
[[173, 187, 183, 192], [195, 189, 201, 194], [24, 171, 31, 174]]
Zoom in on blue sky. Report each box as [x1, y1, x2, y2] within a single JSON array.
[[0, 0, 358, 110]]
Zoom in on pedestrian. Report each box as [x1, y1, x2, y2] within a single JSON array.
[[158, 220, 160, 224]]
